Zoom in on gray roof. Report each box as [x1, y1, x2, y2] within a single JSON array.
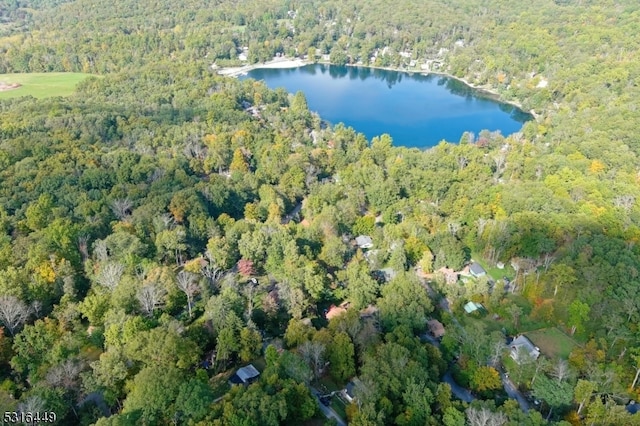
[[510, 335, 540, 359], [236, 364, 260, 382], [355, 235, 373, 248], [345, 382, 356, 398], [470, 262, 487, 276]]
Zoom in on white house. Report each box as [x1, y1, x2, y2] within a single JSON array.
[[355, 235, 373, 249], [510, 335, 541, 364]]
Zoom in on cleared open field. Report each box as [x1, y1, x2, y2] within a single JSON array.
[[525, 327, 578, 359], [0, 72, 94, 99]]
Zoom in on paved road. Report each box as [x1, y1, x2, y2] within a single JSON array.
[[282, 202, 302, 224], [420, 333, 475, 403], [310, 386, 347, 426], [443, 371, 475, 403], [500, 371, 530, 412]]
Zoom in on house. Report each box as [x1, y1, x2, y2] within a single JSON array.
[[326, 302, 350, 320], [469, 262, 487, 278], [378, 267, 396, 282], [509, 335, 540, 363], [437, 267, 459, 285], [355, 235, 374, 249], [229, 364, 261, 385], [463, 301, 483, 314], [427, 319, 445, 338]]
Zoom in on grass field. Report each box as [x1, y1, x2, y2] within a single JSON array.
[[525, 327, 578, 359], [0, 72, 94, 99], [470, 252, 515, 281]]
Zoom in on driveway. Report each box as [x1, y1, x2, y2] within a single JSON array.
[[500, 371, 530, 412], [443, 371, 475, 403], [310, 386, 347, 426]]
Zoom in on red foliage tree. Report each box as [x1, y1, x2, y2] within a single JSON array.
[[237, 258, 255, 277]]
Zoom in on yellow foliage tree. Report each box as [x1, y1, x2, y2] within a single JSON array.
[[588, 159, 605, 175]]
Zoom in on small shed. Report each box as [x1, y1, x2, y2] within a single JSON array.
[[427, 319, 445, 338], [469, 262, 487, 278], [342, 378, 362, 403], [229, 364, 260, 385], [464, 301, 483, 314]]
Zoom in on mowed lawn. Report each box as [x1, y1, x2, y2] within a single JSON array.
[[0, 72, 94, 99], [525, 327, 578, 359]]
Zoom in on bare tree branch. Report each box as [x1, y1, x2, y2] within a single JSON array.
[[0, 295, 29, 336], [95, 262, 125, 291], [299, 340, 326, 379], [551, 359, 571, 383], [137, 283, 166, 317], [466, 407, 507, 426], [111, 198, 133, 220], [46, 359, 84, 390], [17, 396, 46, 416], [176, 271, 199, 318], [78, 235, 90, 263]]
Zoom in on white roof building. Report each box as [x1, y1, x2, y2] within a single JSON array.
[[510, 335, 541, 363], [355, 235, 373, 249], [464, 301, 483, 314]]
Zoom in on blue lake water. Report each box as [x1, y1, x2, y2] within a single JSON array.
[[241, 64, 532, 149]]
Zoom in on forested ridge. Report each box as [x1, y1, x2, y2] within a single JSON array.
[[1, 0, 640, 425]]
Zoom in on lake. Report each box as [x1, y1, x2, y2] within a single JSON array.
[[241, 64, 532, 149]]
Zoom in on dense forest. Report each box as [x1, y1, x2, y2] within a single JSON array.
[[1, 0, 640, 425]]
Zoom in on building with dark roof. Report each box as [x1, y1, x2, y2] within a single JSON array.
[[469, 262, 487, 278]]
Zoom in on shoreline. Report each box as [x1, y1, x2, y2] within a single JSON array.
[[341, 63, 536, 120], [214, 58, 309, 77], [215, 57, 537, 121]]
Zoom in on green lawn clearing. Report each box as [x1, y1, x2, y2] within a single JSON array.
[[524, 327, 578, 359], [0, 72, 94, 99], [331, 397, 348, 420], [470, 252, 515, 281]]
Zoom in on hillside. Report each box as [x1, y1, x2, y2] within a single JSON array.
[[0, 1, 639, 425]]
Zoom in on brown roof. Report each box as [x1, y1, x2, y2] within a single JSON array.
[[326, 302, 350, 320], [427, 319, 445, 338]]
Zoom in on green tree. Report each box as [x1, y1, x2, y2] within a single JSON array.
[[122, 365, 184, 423], [378, 272, 432, 332], [469, 366, 502, 395], [442, 407, 465, 426], [239, 327, 263, 362], [568, 300, 590, 336], [329, 332, 356, 382], [175, 374, 215, 423], [341, 254, 380, 310], [532, 374, 573, 419]]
